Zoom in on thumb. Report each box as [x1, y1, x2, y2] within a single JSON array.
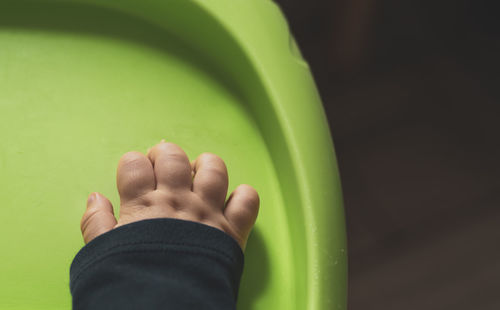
[[80, 192, 117, 244]]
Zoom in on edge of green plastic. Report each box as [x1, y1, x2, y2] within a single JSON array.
[[191, 2, 348, 309]]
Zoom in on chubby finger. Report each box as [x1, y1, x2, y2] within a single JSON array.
[[80, 192, 117, 244]]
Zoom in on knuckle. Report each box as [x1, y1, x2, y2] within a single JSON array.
[[157, 191, 183, 210]]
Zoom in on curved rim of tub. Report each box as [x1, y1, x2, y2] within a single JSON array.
[[9, 0, 347, 309]]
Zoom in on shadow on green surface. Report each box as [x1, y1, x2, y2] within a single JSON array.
[[0, 1, 243, 103], [238, 228, 270, 310]]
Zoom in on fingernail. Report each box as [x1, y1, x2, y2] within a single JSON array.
[[87, 193, 97, 205]]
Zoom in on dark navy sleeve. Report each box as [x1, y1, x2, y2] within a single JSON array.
[[70, 218, 244, 310]]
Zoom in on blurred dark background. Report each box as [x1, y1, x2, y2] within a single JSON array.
[[273, 1, 500, 309]]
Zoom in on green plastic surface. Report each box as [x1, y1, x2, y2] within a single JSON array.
[[0, 1, 346, 309]]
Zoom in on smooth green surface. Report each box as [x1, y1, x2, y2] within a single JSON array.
[[0, 1, 346, 309]]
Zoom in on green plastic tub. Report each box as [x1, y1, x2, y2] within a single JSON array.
[[0, 0, 346, 309]]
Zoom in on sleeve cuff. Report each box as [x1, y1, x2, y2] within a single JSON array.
[[69, 218, 244, 296]]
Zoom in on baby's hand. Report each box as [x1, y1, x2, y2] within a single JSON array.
[[80, 141, 259, 250]]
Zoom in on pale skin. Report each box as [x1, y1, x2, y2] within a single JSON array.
[[80, 140, 260, 250]]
